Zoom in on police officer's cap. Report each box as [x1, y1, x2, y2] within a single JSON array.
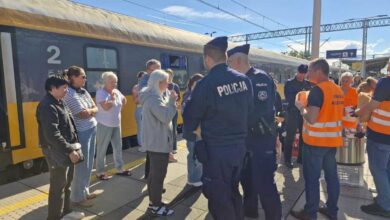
[[297, 64, 308, 74], [204, 36, 228, 52], [227, 44, 250, 57]]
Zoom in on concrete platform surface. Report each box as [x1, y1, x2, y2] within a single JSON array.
[[0, 138, 384, 220]]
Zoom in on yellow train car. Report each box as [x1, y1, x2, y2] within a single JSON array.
[[0, 0, 312, 183]]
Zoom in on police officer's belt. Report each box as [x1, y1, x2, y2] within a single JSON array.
[[250, 117, 276, 136]]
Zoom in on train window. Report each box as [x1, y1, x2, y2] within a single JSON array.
[[86, 47, 117, 69], [161, 53, 188, 89], [85, 46, 119, 93]]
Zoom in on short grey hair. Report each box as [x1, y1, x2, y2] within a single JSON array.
[[143, 69, 168, 95], [146, 59, 161, 70], [340, 71, 353, 83], [102, 71, 118, 83], [101, 71, 118, 83]]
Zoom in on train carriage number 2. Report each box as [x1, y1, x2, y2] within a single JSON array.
[[47, 45, 61, 64]]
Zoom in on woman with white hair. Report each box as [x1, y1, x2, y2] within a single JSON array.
[[95, 71, 131, 180], [339, 72, 358, 137], [139, 69, 177, 216]]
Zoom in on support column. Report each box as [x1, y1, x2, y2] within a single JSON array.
[[311, 0, 321, 59]]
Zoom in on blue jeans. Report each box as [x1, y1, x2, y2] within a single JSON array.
[[186, 140, 202, 183], [303, 145, 339, 219], [135, 106, 142, 146], [367, 138, 390, 211], [70, 126, 96, 202], [96, 123, 124, 174]]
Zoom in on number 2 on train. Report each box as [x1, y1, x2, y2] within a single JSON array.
[[47, 45, 61, 64]]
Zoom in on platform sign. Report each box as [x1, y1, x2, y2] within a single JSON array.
[[326, 49, 357, 59], [352, 62, 362, 71]]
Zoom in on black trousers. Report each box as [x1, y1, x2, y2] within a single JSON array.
[[284, 109, 304, 163], [147, 151, 169, 206], [46, 160, 74, 220], [242, 138, 282, 220], [144, 153, 150, 179], [202, 145, 246, 220]]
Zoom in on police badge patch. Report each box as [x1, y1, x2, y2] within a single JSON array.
[[258, 90, 268, 101]]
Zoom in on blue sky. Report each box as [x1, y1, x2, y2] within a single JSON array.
[[72, 0, 390, 60]]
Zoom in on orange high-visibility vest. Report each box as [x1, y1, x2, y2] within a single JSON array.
[[367, 101, 390, 135], [303, 81, 344, 147], [342, 87, 358, 131]]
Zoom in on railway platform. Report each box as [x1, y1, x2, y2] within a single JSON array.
[[0, 138, 387, 220]]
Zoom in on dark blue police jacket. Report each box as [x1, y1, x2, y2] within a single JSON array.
[[183, 63, 253, 146], [246, 67, 276, 132]]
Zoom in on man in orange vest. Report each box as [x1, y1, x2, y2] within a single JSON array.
[[359, 63, 390, 218], [339, 72, 358, 137], [290, 58, 344, 220]]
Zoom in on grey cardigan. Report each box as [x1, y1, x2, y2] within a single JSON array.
[[139, 90, 177, 153]]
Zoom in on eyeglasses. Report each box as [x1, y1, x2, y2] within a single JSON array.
[[80, 75, 87, 79]]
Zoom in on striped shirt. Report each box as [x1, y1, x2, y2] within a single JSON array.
[[63, 87, 97, 132]]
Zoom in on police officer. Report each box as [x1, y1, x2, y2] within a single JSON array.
[[283, 64, 312, 168], [227, 44, 282, 220], [183, 37, 253, 220]]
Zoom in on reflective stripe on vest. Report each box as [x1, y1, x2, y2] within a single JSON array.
[[374, 109, 390, 118], [303, 81, 344, 147], [367, 101, 390, 135], [308, 121, 342, 128], [371, 116, 390, 126], [303, 128, 342, 138]]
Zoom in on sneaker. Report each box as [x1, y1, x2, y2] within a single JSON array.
[[86, 190, 103, 200], [72, 199, 94, 208], [148, 205, 174, 216], [61, 211, 85, 220], [187, 181, 203, 187], [361, 203, 390, 218]]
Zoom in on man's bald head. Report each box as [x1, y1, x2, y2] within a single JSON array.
[[227, 53, 250, 74]]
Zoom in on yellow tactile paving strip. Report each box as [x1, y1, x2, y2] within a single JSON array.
[[0, 140, 187, 218], [0, 192, 47, 216]]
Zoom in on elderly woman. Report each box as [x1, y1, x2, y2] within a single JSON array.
[[95, 71, 131, 180], [139, 69, 177, 216], [339, 72, 358, 136], [63, 66, 98, 207]]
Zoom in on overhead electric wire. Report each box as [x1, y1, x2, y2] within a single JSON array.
[[195, 0, 270, 31], [196, 0, 303, 45], [120, 0, 231, 34], [230, 0, 289, 29]]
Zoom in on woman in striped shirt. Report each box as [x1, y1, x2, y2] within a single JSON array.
[[63, 66, 99, 207]]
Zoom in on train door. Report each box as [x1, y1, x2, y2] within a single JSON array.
[[0, 32, 13, 182]]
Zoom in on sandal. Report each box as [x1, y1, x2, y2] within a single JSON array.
[[96, 174, 112, 181], [149, 205, 174, 216], [116, 170, 132, 176]]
